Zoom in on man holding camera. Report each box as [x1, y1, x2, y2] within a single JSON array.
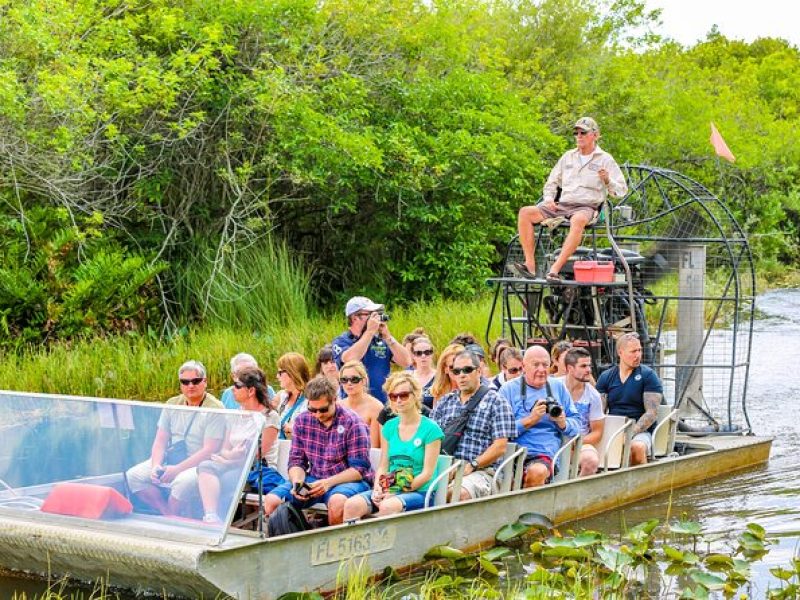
[[332, 296, 412, 403], [262, 376, 372, 526], [499, 346, 581, 488]]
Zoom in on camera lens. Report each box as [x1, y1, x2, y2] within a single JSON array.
[[548, 404, 562, 418], [379, 313, 390, 322]]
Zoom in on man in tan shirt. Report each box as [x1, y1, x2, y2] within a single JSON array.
[[514, 117, 627, 281]]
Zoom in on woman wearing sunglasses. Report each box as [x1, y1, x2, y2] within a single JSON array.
[[338, 361, 383, 448], [274, 352, 311, 440], [430, 343, 465, 408], [197, 366, 284, 524], [410, 337, 436, 409], [343, 372, 444, 521], [491, 347, 524, 391]]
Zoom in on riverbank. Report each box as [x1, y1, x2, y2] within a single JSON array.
[[1, 268, 798, 402]]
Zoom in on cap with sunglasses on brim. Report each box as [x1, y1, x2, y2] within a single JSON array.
[[464, 343, 486, 359], [573, 116, 599, 133], [345, 296, 385, 317]]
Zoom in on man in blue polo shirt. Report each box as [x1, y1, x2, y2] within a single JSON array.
[[331, 296, 412, 403], [596, 332, 663, 466], [499, 345, 581, 488]]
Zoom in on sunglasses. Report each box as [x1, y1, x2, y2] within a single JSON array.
[[388, 391, 412, 401], [574, 130, 591, 137], [339, 376, 363, 385], [179, 377, 204, 386], [276, 369, 287, 376], [451, 366, 477, 376], [233, 381, 247, 389], [413, 349, 434, 357], [506, 367, 522, 375], [306, 403, 332, 414]]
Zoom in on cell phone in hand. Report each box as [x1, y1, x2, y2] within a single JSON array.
[[294, 481, 311, 497]]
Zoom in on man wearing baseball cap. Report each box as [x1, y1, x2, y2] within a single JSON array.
[[513, 117, 627, 281], [331, 296, 412, 403]]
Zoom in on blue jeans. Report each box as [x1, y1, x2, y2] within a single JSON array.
[[270, 476, 370, 508], [357, 489, 431, 513]]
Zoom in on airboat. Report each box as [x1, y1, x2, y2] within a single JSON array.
[[0, 166, 771, 599]]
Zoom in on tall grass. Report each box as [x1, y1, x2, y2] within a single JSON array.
[[172, 237, 313, 330], [0, 296, 500, 401]]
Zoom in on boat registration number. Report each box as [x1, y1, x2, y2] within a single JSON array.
[[310, 525, 396, 565]]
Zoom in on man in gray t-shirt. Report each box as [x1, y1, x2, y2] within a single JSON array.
[[561, 348, 604, 476]]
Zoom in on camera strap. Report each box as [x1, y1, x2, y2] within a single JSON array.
[[520, 376, 555, 411]]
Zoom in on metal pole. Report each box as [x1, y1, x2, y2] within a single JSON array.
[[676, 244, 705, 410]]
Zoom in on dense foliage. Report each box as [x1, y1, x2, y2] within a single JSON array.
[[1, 0, 798, 345]]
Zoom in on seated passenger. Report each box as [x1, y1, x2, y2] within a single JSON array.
[[343, 372, 444, 521], [409, 336, 436, 409], [491, 347, 523, 391], [559, 348, 604, 476], [498, 346, 581, 488], [429, 343, 464, 407], [274, 352, 311, 440], [313, 344, 341, 395], [432, 350, 515, 501], [338, 360, 383, 447], [596, 332, 662, 466], [550, 340, 573, 377], [262, 376, 372, 526], [126, 360, 224, 516], [197, 366, 284, 524], [220, 352, 276, 409]]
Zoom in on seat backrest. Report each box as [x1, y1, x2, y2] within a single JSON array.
[[276, 439, 292, 479], [369, 447, 382, 473], [552, 434, 582, 483], [596, 415, 631, 470], [430, 455, 453, 506], [652, 405, 679, 458]]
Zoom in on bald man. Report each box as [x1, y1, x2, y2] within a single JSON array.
[[498, 346, 581, 487]]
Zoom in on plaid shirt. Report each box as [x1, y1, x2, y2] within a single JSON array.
[[431, 387, 516, 466], [289, 405, 373, 483]]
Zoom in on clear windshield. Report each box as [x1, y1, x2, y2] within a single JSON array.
[[0, 391, 265, 545]]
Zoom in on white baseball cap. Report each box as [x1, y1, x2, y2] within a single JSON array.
[[345, 296, 384, 317]]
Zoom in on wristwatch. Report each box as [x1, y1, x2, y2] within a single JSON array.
[[469, 458, 480, 470]]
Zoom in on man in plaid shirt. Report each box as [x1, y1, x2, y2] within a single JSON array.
[[432, 350, 516, 500], [263, 376, 372, 525]]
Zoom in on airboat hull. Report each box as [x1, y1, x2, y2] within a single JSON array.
[[0, 434, 771, 599]]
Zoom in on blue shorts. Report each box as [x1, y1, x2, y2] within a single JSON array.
[[357, 489, 431, 513], [270, 476, 370, 508]]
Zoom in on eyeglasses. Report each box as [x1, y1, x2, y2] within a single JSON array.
[[388, 391, 412, 401], [233, 381, 247, 389], [307, 403, 332, 414], [339, 376, 363, 385], [506, 367, 522, 375], [413, 349, 434, 357], [574, 130, 591, 137], [352, 312, 371, 319], [179, 377, 204, 386], [451, 366, 477, 376]]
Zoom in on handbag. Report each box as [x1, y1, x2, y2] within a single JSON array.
[[163, 410, 198, 465], [440, 385, 490, 456]]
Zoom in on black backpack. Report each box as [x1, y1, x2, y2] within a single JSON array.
[[440, 385, 490, 456], [267, 502, 312, 537]]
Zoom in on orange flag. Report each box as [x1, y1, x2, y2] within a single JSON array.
[[710, 122, 735, 163]]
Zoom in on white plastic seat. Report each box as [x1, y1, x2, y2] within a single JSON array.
[[552, 434, 583, 482], [492, 442, 528, 493], [423, 455, 458, 507], [651, 405, 679, 459], [596, 415, 634, 470]]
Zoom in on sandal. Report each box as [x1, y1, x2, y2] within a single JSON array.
[[510, 263, 537, 279], [545, 271, 562, 282]]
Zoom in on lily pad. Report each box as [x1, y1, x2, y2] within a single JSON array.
[[517, 512, 554, 530], [542, 546, 591, 559], [478, 557, 500, 575], [481, 546, 513, 562], [746, 522, 766, 540], [663, 545, 686, 562], [770, 567, 795, 581], [424, 545, 465, 560], [670, 520, 703, 536], [704, 554, 734, 569], [690, 571, 726, 590], [496, 521, 530, 543]]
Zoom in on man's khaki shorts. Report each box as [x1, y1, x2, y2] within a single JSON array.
[[458, 469, 497, 500], [537, 201, 598, 223]]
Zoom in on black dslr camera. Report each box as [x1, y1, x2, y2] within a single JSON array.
[[378, 313, 390, 322], [544, 399, 563, 418]]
